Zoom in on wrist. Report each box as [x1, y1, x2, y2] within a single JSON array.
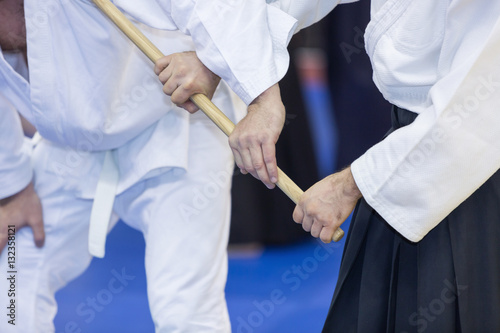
[[339, 167, 362, 200], [249, 83, 282, 107]]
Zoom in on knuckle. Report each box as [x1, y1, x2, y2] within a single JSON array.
[[158, 73, 168, 84], [170, 90, 182, 103], [229, 138, 238, 149], [178, 86, 191, 100], [154, 59, 163, 68], [177, 65, 187, 76], [253, 161, 264, 170], [307, 202, 319, 214], [258, 132, 269, 143], [242, 134, 257, 146], [155, 58, 168, 70], [183, 79, 195, 91], [263, 154, 275, 164], [170, 72, 181, 82]]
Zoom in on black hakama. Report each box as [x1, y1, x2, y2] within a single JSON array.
[[323, 107, 500, 333]]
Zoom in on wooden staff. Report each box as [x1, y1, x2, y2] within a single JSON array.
[[91, 0, 345, 242]]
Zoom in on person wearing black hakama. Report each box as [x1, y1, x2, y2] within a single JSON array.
[[291, 2, 500, 332], [322, 107, 500, 332]]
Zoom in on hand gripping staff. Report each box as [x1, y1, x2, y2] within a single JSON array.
[[91, 0, 345, 242]]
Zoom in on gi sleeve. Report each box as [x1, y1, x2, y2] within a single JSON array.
[[157, 0, 297, 105], [114, 0, 352, 104], [0, 94, 33, 199], [351, 17, 500, 242], [165, 0, 359, 104], [268, 0, 358, 32]]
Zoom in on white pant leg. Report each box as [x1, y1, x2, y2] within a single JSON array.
[[0, 142, 113, 333], [114, 115, 233, 333]]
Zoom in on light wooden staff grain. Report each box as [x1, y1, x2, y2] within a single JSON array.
[[91, 0, 344, 242]]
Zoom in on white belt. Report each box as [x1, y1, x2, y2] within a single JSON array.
[[31, 132, 43, 146], [31, 132, 117, 258], [88, 150, 119, 258]]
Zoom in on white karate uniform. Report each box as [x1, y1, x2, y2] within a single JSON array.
[[0, 0, 350, 332], [350, 0, 500, 242], [0, 22, 239, 333]]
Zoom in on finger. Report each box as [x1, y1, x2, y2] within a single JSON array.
[[310, 221, 323, 238], [240, 148, 258, 179], [229, 136, 248, 175], [261, 141, 278, 184], [158, 65, 173, 85], [249, 146, 273, 189], [29, 218, 45, 248], [231, 148, 245, 173], [319, 226, 335, 244], [302, 216, 314, 232], [179, 101, 200, 114], [170, 83, 193, 106], [292, 205, 304, 224], [154, 54, 172, 75], [163, 79, 179, 97]]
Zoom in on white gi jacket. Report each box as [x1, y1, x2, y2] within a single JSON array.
[[351, 0, 500, 241], [0, 0, 349, 200]]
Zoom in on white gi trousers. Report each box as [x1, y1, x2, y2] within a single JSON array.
[[0, 113, 233, 333]]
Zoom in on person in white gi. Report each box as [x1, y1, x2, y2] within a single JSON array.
[[0, 0, 353, 332], [0, 2, 243, 333], [227, 0, 500, 331]]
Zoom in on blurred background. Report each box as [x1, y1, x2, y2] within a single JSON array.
[[54, 2, 391, 332]]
